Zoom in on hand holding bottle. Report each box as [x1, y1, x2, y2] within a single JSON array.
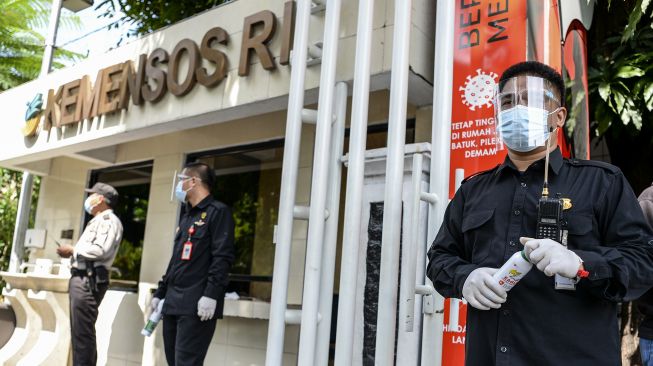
[[463, 268, 507, 310]]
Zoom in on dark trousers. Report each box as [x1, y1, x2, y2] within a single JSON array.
[[163, 314, 217, 366], [69, 275, 108, 366]]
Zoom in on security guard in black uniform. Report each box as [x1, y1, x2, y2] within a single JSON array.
[[150, 162, 235, 366], [427, 61, 653, 366], [57, 182, 123, 366]]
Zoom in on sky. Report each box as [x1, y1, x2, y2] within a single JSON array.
[[44, 0, 134, 65]]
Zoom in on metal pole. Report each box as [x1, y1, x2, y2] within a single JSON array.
[[8, 174, 34, 273], [422, 1, 456, 365], [396, 153, 426, 366], [334, 0, 375, 363], [374, 0, 413, 363], [314, 81, 348, 366], [265, 1, 312, 365], [41, 0, 63, 77], [447, 170, 466, 332], [9, 0, 63, 273], [398, 153, 424, 333], [297, 0, 344, 362]]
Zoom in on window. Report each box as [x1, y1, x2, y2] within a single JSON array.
[[184, 120, 415, 302], [88, 162, 153, 291], [189, 141, 283, 301]]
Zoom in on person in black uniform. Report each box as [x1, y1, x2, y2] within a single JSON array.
[[57, 182, 123, 366], [427, 61, 653, 365], [150, 162, 235, 366]]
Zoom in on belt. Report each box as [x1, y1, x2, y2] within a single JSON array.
[[71, 267, 104, 277], [71, 266, 108, 276], [71, 268, 89, 277]]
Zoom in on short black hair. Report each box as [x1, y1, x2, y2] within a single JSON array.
[[498, 61, 565, 103], [184, 162, 215, 190]]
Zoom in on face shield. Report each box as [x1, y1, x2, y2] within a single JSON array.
[[170, 171, 187, 201], [493, 76, 562, 152], [171, 171, 201, 202]]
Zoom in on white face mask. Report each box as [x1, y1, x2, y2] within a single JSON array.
[[84, 195, 99, 214], [497, 105, 558, 152]]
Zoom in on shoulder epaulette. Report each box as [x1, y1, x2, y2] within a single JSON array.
[[461, 164, 501, 184], [209, 200, 228, 210], [566, 158, 620, 174]]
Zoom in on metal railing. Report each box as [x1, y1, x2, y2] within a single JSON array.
[[314, 82, 348, 366], [266, 0, 348, 364], [265, 0, 314, 364], [374, 0, 414, 364], [422, 1, 456, 366], [268, 1, 456, 364], [333, 0, 376, 364], [297, 0, 345, 361]]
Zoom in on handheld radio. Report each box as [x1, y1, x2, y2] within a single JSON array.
[[535, 127, 576, 290], [535, 193, 563, 242], [535, 126, 563, 242]]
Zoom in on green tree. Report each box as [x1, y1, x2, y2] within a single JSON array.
[[0, 171, 40, 277], [588, 25, 653, 193], [587, 2, 653, 365], [0, 0, 77, 281], [588, 1, 653, 194], [0, 0, 79, 91], [593, 0, 652, 42], [95, 0, 228, 42]]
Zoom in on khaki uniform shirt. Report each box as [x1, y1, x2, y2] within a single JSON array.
[[73, 209, 123, 269]]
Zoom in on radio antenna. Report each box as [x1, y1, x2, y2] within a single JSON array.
[[542, 126, 555, 198]]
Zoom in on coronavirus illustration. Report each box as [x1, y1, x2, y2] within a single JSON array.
[[459, 69, 497, 111]]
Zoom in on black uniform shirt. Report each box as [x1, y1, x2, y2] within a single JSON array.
[[427, 148, 653, 366], [154, 195, 235, 316]]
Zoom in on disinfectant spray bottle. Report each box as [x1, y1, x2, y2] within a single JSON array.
[[142, 299, 165, 337], [492, 250, 533, 291]]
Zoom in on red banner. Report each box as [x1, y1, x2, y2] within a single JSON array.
[[441, 299, 467, 366], [443, 1, 528, 364], [562, 22, 591, 159], [449, 0, 528, 198]]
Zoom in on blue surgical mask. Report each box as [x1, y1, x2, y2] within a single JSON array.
[[175, 180, 192, 202], [497, 105, 553, 152]]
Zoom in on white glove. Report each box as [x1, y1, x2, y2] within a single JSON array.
[[150, 297, 161, 314], [462, 267, 507, 310], [197, 296, 217, 321], [521, 237, 582, 278]]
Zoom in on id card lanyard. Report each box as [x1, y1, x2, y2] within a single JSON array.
[[182, 225, 195, 260]]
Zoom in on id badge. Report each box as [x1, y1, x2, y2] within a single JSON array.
[[555, 229, 576, 290], [555, 274, 576, 290], [181, 241, 193, 260]]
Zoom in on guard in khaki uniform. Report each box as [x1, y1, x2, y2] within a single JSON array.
[[150, 162, 235, 366], [57, 182, 123, 366]]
